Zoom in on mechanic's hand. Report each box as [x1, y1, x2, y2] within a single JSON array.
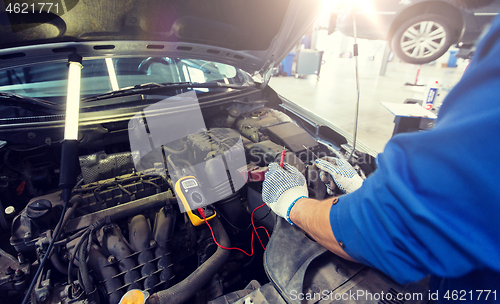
[[315, 157, 363, 194], [262, 163, 308, 225]]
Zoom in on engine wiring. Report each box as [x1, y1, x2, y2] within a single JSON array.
[[213, 204, 272, 232], [250, 203, 270, 250], [199, 203, 270, 257], [20, 199, 69, 304]]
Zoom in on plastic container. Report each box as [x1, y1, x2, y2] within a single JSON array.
[[280, 52, 296, 77], [448, 50, 458, 68], [424, 81, 440, 110]]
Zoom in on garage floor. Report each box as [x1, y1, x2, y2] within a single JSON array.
[[269, 37, 468, 153]]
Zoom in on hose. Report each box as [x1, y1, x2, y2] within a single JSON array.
[[68, 218, 107, 287], [78, 237, 93, 294], [147, 217, 230, 304], [45, 191, 83, 276], [50, 250, 78, 276], [61, 195, 83, 233], [68, 230, 90, 286]]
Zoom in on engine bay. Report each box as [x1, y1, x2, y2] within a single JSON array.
[[0, 99, 409, 304]]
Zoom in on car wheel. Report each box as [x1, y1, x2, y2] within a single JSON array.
[[392, 14, 455, 65]]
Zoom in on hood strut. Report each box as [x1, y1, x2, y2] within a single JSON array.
[[258, 60, 276, 90]]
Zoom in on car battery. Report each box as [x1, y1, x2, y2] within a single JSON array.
[[263, 122, 319, 155]]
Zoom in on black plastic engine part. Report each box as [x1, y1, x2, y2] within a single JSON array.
[[64, 190, 173, 233], [244, 139, 306, 173], [238, 125, 264, 143], [128, 215, 159, 290], [33, 266, 52, 303], [204, 157, 233, 201], [147, 217, 231, 304], [83, 208, 175, 303], [88, 247, 125, 304], [26, 199, 52, 224], [10, 194, 86, 254], [265, 217, 429, 304], [214, 193, 248, 231], [187, 128, 244, 164], [186, 128, 247, 201], [153, 206, 175, 290], [73, 173, 169, 215], [244, 140, 282, 166], [10, 191, 62, 253], [247, 186, 275, 230], [0, 248, 30, 294], [102, 224, 142, 291], [235, 107, 291, 136], [263, 122, 319, 154]]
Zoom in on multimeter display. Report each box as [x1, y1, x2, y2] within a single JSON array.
[[181, 179, 198, 189], [174, 176, 216, 226]]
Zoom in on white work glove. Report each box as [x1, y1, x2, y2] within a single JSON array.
[[315, 157, 363, 194], [262, 163, 308, 225]]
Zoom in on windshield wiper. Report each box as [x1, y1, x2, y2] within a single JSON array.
[[0, 92, 62, 112], [82, 82, 251, 102]]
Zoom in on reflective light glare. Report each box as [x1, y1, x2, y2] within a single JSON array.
[[105, 57, 119, 91], [321, 0, 336, 12], [324, 0, 374, 11], [352, 0, 374, 12], [64, 61, 83, 140]]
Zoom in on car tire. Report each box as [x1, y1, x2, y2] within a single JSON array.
[[391, 14, 455, 65]]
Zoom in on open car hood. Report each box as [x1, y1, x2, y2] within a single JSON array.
[[0, 0, 321, 74]]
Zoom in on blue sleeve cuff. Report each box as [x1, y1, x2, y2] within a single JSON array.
[[328, 193, 374, 267]]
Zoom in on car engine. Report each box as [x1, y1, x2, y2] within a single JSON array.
[[0, 103, 411, 304]]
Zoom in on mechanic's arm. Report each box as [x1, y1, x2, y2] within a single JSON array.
[[289, 197, 356, 262]]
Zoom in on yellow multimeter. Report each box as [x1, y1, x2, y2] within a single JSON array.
[[174, 176, 216, 226]]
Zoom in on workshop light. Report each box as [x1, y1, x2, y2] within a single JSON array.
[[105, 57, 120, 91], [64, 56, 83, 140]]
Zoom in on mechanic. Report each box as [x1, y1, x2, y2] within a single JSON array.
[[262, 3, 500, 303]]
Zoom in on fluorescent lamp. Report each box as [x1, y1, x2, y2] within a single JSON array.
[[64, 60, 83, 140], [105, 57, 119, 91]]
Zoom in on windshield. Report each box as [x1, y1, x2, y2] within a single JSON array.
[[0, 57, 249, 101]]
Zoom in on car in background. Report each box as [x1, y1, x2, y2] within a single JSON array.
[[336, 0, 500, 64]]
